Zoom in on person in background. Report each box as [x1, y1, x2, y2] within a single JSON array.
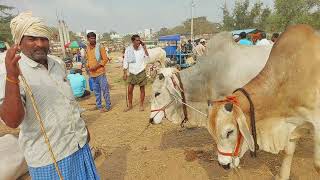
[[0, 42, 7, 62], [233, 35, 240, 43], [67, 69, 90, 99], [123, 34, 149, 112], [73, 50, 81, 62], [86, 32, 111, 113], [271, 33, 280, 44], [194, 39, 207, 56], [238, 32, 253, 45], [0, 42, 7, 53], [256, 32, 271, 46], [186, 39, 193, 53]]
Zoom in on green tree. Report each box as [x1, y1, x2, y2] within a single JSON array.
[[269, 0, 320, 31], [0, 5, 15, 43], [222, 2, 235, 30], [233, 0, 251, 29], [257, 8, 272, 30]]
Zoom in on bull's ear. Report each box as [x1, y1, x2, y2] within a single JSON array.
[[159, 73, 164, 80], [234, 106, 254, 152]]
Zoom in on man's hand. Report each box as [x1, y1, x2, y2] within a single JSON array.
[[89, 64, 101, 72], [141, 41, 147, 49], [5, 45, 21, 80]]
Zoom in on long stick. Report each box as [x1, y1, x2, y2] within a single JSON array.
[[125, 82, 128, 107], [19, 72, 63, 180]]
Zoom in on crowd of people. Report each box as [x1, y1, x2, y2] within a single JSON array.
[[234, 31, 279, 46]]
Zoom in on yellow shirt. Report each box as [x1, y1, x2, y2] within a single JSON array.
[[86, 45, 108, 77]]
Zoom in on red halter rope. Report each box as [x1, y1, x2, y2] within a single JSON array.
[[217, 131, 243, 157], [211, 96, 242, 157]]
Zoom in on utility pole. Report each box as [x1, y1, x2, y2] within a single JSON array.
[[56, 10, 66, 58], [191, 0, 195, 42]]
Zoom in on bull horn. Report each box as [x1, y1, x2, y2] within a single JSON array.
[[224, 103, 233, 112]]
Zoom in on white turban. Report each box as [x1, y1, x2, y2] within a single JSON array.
[[10, 11, 52, 44]]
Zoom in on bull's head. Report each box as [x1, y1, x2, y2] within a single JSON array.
[[207, 100, 254, 170], [149, 68, 183, 124]]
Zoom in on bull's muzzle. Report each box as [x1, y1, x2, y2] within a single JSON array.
[[218, 162, 231, 170]]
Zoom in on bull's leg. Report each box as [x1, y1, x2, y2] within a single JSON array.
[[276, 140, 296, 180], [315, 126, 320, 173]]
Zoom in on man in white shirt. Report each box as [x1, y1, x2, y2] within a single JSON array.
[[123, 35, 149, 112], [256, 32, 271, 46], [194, 39, 207, 56]]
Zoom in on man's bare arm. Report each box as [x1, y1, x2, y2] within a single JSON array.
[[0, 46, 25, 128]]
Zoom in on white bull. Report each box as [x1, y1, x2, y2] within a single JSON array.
[[145, 47, 168, 79], [149, 32, 272, 126], [0, 134, 28, 180]]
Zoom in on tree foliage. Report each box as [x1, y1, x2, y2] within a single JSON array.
[[222, 0, 320, 32], [156, 16, 220, 37], [0, 5, 15, 43]]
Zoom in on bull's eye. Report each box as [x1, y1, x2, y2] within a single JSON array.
[[155, 92, 161, 97], [226, 130, 234, 138]]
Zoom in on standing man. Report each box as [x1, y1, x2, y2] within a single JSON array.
[[0, 12, 99, 179], [256, 32, 271, 46], [123, 35, 149, 112], [271, 33, 280, 44], [185, 39, 193, 53], [238, 32, 253, 45], [86, 32, 111, 113], [194, 39, 207, 57]]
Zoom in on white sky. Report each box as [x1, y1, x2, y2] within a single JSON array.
[[2, 0, 274, 33]]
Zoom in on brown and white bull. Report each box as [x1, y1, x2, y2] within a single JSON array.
[[207, 25, 320, 179], [149, 32, 272, 126]]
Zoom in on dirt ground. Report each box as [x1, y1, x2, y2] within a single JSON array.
[[1, 52, 319, 180]]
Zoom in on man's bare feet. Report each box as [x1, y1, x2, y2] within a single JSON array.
[[100, 109, 107, 113], [139, 105, 144, 111], [123, 106, 133, 112]]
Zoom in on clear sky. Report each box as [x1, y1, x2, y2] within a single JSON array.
[[2, 0, 274, 33]]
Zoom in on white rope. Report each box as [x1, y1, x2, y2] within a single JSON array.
[[171, 93, 208, 117]]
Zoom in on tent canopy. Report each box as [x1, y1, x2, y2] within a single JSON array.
[[65, 41, 86, 49], [159, 34, 181, 42], [231, 29, 258, 35]]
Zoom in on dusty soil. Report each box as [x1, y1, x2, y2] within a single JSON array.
[[1, 52, 319, 180]]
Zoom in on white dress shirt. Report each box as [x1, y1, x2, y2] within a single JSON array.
[[123, 45, 148, 75]]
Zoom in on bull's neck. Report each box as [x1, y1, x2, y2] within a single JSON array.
[[233, 86, 266, 123]]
